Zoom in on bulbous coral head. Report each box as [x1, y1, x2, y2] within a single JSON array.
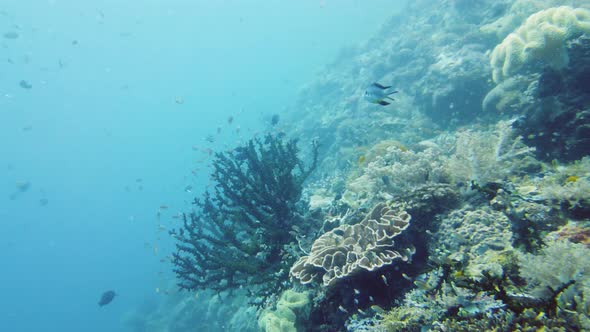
[[258, 290, 310, 332], [490, 6, 590, 83]]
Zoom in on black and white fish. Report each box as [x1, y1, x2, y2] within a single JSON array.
[[364, 82, 398, 106]]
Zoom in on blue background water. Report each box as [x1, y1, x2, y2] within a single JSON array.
[[0, 1, 406, 331]]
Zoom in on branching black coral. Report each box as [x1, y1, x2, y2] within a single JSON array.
[[170, 134, 318, 299]]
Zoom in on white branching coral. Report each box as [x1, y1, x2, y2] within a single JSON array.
[[519, 240, 590, 329], [447, 119, 535, 184], [343, 142, 450, 207], [537, 157, 590, 208]]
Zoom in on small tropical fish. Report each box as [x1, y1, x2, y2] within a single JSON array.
[[270, 114, 280, 126], [98, 290, 117, 306], [184, 185, 192, 193], [19, 80, 32, 89], [414, 280, 430, 290], [3, 31, 18, 39], [364, 82, 398, 106], [159, 205, 168, 210], [401, 273, 412, 281], [175, 97, 184, 104], [227, 116, 234, 124], [15, 181, 31, 192], [338, 305, 348, 313], [358, 155, 366, 165], [381, 274, 389, 286], [370, 305, 385, 313]]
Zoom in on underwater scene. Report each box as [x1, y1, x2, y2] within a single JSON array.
[[2, 0, 590, 331]]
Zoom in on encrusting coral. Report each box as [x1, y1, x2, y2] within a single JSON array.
[[290, 203, 412, 287], [432, 206, 514, 266], [490, 6, 590, 82]]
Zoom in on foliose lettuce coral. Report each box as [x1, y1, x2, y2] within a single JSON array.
[[490, 6, 590, 82], [290, 203, 412, 287]]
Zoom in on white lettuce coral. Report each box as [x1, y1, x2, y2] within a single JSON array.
[[290, 203, 412, 287]]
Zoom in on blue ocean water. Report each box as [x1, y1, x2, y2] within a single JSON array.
[[0, 1, 406, 331]]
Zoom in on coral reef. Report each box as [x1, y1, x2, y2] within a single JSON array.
[[519, 240, 590, 329], [342, 142, 450, 208], [490, 6, 590, 82], [373, 266, 506, 332], [481, 74, 536, 113], [535, 157, 590, 218], [170, 134, 318, 299], [446, 119, 536, 184], [390, 183, 460, 222], [552, 223, 590, 247], [516, 35, 590, 162], [431, 207, 513, 278], [290, 203, 412, 287], [152, 1, 590, 331]]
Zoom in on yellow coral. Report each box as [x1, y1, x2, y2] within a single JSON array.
[[565, 175, 579, 184], [258, 290, 309, 332], [490, 6, 590, 82]]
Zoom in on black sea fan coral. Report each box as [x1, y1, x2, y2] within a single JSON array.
[[170, 134, 318, 299]]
